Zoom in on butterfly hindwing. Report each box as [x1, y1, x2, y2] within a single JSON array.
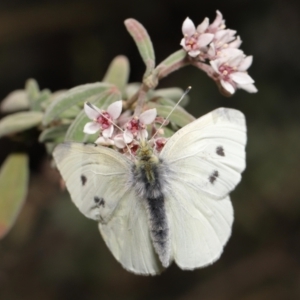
[[99, 190, 163, 275], [166, 186, 233, 269]]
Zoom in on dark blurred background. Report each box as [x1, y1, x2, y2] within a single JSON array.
[[0, 0, 300, 299]]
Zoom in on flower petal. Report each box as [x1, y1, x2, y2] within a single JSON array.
[[84, 102, 100, 120], [197, 17, 209, 33], [83, 122, 101, 134], [238, 56, 253, 71], [139, 108, 157, 124], [220, 80, 235, 94], [229, 36, 242, 48], [107, 100, 122, 119], [188, 50, 200, 57], [182, 17, 196, 36], [230, 72, 254, 84], [214, 29, 228, 41], [102, 125, 114, 138], [210, 60, 220, 73], [228, 53, 245, 66], [207, 44, 216, 57], [238, 83, 258, 93], [95, 136, 114, 146], [209, 10, 224, 32], [114, 135, 126, 148], [221, 48, 243, 59], [197, 33, 214, 48], [123, 129, 133, 144], [220, 31, 236, 45], [137, 129, 148, 141], [180, 38, 186, 47]]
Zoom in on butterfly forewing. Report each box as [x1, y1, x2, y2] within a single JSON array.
[[160, 107, 246, 200], [53, 143, 132, 223]]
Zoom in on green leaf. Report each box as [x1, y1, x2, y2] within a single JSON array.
[[45, 143, 57, 155], [162, 126, 175, 138], [125, 83, 141, 99], [43, 82, 114, 125], [0, 154, 29, 239], [155, 49, 187, 78], [31, 89, 52, 111], [153, 97, 176, 106], [39, 124, 70, 143], [148, 102, 195, 128], [25, 78, 40, 103], [0, 90, 30, 113], [103, 55, 130, 94], [60, 105, 82, 120], [152, 88, 190, 107], [64, 91, 121, 143], [0, 111, 43, 138], [124, 19, 155, 76]]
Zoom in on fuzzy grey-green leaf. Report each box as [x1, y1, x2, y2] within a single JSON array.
[[39, 124, 70, 143], [25, 78, 40, 103], [155, 49, 187, 79], [0, 154, 29, 239], [0, 90, 30, 113], [152, 88, 189, 107], [148, 102, 195, 128], [124, 19, 155, 76], [31, 89, 52, 111], [43, 82, 113, 125], [0, 111, 43, 138], [103, 56, 130, 94]]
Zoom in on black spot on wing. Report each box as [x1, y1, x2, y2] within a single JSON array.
[[216, 146, 225, 156], [209, 170, 219, 184], [94, 196, 105, 207], [80, 175, 87, 186]]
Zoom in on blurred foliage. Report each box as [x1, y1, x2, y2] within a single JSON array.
[[0, 0, 300, 299]]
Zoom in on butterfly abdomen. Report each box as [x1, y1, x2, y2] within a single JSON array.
[[131, 145, 170, 268]]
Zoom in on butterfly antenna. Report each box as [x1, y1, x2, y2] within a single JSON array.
[[85, 102, 134, 159], [151, 86, 192, 140]]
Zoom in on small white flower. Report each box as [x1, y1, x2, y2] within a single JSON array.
[[210, 54, 257, 94], [94, 136, 115, 146], [83, 100, 122, 138], [204, 11, 242, 60], [113, 134, 127, 149], [207, 10, 226, 34], [180, 17, 214, 57], [124, 108, 157, 143]]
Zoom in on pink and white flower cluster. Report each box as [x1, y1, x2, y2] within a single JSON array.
[[180, 11, 257, 95], [83, 101, 167, 154]]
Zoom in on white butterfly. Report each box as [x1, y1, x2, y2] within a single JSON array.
[[53, 107, 246, 275]]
